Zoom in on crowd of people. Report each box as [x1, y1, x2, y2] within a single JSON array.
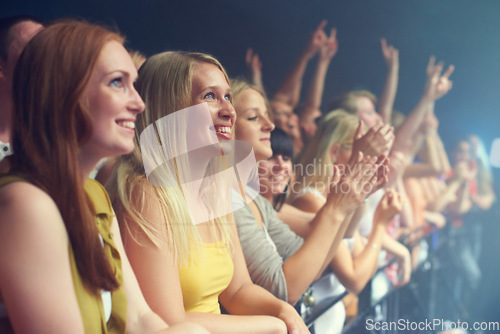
[[0, 15, 494, 334]]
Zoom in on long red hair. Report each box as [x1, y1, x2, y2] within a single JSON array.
[[10, 20, 123, 294]]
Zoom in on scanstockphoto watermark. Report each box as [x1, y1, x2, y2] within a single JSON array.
[[365, 318, 500, 332]]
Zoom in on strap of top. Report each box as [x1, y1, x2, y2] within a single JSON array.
[[0, 175, 27, 188]]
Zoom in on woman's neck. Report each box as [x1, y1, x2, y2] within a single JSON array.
[[78, 154, 100, 182]]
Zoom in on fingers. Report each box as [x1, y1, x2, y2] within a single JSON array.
[[354, 120, 364, 140], [316, 19, 328, 32], [348, 150, 364, 167], [253, 53, 262, 69], [246, 48, 253, 64], [330, 165, 341, 187], [329, 27, 337, 41], [442, 64, 455, 79], [381, 37, 387, 51], [427, 55, 436, 72]]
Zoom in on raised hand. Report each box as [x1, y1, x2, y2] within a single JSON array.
[[351, 121, 395, 158], [305, 20, 328, 58], [381, 38, 399, 69], [373, 188, 403, 227], [424, 56, 454, 101], [326, 152, 379, 213], [319, 27, 338, 61], [245, 48, 263, 88]]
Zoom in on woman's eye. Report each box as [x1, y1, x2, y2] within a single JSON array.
[[204, 92, 215, 99], [110, 78, 123, 88], [224, 94, 231, 101], [248, 116, 258, 121], [282, 156, 291, 162]]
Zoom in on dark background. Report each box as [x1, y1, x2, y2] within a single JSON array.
[[3, 0, 500, 323]]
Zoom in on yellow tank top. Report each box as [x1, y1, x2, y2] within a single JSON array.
[[0, 176, 127, 333], [178, 240, 234, 313]]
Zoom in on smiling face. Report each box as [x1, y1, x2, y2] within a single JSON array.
[[190, 62, 235, 142], [259, 154, 293, 197], [234, 88, 275, 161], [80, 40, 144, 161]]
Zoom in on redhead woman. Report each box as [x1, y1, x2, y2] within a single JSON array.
[[0, 21, 207, 334], [108, 51, 308, 334]]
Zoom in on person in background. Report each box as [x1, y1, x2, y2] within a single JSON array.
[[0, 15, 43, 173], [246, 20, 338, 156]]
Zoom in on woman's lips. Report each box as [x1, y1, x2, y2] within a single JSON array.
[[212, 126, 232, 140]]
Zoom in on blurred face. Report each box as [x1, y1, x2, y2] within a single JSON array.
[[81, 40, 145, 160], [271, 100, 300, 139], [355, 96, 382, 128], [454, 141, 471, 163], [335, 142, 353, 166], [1, 20, 43, 92], [191, 62, 235, 142], [259, 154, 293, 196], [234, 88, 275, 161]]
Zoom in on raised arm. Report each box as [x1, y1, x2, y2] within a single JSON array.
[[299, 27, 338, 139], [245, 48, 264, 90], [282, 154, 380, 303], [273, 20, 327, 108], [393, 56, 454, 154], [378, 38, 399, 124], [403, 111, 447, 178]]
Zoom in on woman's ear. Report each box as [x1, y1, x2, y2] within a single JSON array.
[[330, 143, 340, 162]]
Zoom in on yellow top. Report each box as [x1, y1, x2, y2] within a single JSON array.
[[178, 240, 234, 313], [0, 176, 127, 333]]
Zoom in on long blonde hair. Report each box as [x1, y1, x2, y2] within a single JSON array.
[[108, 51, 232, 266], [292, 109, 359, 197]]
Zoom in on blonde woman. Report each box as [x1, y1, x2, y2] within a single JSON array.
[[108, 51, 308, 334], [230, 79, 387, 301], [292, 110, 409, 295]]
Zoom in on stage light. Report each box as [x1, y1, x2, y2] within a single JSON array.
[[490, 138, 500, 168]]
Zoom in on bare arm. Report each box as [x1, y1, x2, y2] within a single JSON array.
[[0, 182, 84, 334], [273, 20, 327, 108], [245, 48, 264, 90], [380, 234, 411, 287], [220, 220, 308, 333], [118, 186, 290, 334], [378, 38, 399, 124], [393, 57, 454, 154], [299, 27, 338, 139], [283, 154, 379, 303], [276, 203, 316, 238], [332, 189, 402, 294]]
